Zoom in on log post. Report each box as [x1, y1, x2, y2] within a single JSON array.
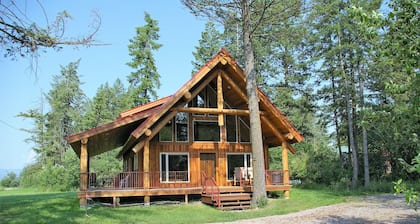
[[217, 73, 224, 127], [80, 138, 89, 207], [143, 138, 150, 206], [282, 141, 290, 199]]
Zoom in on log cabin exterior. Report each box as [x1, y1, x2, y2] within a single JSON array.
[[66, 49, 303, 208]]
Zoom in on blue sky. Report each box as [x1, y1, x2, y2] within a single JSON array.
[[0, 1, 209, 170]]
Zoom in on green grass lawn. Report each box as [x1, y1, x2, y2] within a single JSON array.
[[0, 188, 346, 224]]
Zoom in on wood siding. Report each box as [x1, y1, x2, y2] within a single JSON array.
[[133, 141, 254, 188]]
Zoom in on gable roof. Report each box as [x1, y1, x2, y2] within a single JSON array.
[[66, 49, 303, 158], [66, 96, 170, 157]]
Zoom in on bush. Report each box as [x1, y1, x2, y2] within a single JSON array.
[[257, 196, 268, 208], [0, 172, 19, 188], [330, 177, 351, 192]]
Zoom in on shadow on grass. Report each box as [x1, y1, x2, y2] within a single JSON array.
[[0, 188, 348, 224], [0, 192, 155, 224]]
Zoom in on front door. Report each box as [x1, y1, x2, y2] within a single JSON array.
[[200, 153, 216, 180]]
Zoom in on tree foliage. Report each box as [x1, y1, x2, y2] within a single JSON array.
[[0, 172, 19, 187], [127, 12, 162, 106], [0, 0, 101, 67], [191, 22, 223, 73], [19, 61, 85, 191]]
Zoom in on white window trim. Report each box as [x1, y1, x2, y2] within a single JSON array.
[[193, 119, 221, 142], [226, 153, 252, 181], [159, 152, 190, 183]]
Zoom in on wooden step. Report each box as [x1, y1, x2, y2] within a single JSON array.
[[220, 201, 251, 206], [201, 192, 252, 210], [219, 193, 251, 201], [220, 205, 251, 211]]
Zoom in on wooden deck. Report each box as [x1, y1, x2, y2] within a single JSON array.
[[78, 184, 292, 207]]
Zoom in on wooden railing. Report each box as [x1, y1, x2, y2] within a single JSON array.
[[201, 171, 220, 207], [265, 170, 284, 185], [81, 171, 193, 190]]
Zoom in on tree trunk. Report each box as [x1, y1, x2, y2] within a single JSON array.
[[358, 63, 370, 187], [338, 27, 358, 188], [241, 0, 266, 207], [331, 74, 344, 167]]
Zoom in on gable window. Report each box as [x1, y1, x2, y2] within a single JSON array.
[[175, 112, 189, 142], [189, 85, 218, 116], [160, 153, 189, 182], [239, 117, 250, 143], [194, 120, 220, 142], [159, 120, 173, 142], [226, 153, 252, 181], [207, 85, 217, 108], [226, 115, 237, 142]]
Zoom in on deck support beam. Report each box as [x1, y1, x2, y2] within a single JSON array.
[[80, 138, 89, 207], [282, 141, 290, 199], [144, 196, 150, 206], [143, 138, 150, 206]]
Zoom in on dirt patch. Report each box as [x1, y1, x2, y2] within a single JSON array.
[[214, 194, 420, 224]]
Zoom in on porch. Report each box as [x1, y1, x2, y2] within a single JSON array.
[[79, 170, 291, 208]]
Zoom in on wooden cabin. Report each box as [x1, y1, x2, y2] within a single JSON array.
[[66, 49, 303, 209]]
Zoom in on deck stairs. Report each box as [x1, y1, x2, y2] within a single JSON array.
[[201, 186, 253, 210], [201, 191, 252, 210]]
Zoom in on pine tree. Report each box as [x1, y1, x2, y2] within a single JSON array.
[[45, 60, 85, 164], [19, 60, 85, 190], [127, 12, 162, 106], [81, 78, 130, 130], [191, 22, 223, 74]]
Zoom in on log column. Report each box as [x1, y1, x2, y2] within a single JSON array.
[[143, 138, 150, 206], [80, 138, 89, 207], [282, 141, 290, 199]]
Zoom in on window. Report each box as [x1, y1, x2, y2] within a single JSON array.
[[207, 86, 217, 108], [189, 86, 217, 116], [175, 112, 189, 142], [133, 153, 138, 171], [226, 115, 237, 142], [159, 120, 173, 142], [227, 153, 252, 180], [239, 117, 250, 143], [160, 153, 189, 182], [194, 121, 220, 142]]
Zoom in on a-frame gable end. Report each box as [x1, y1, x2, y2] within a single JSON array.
[[121, 51, 232, 154]]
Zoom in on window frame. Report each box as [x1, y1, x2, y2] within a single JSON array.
[[226, 114, 238, 143], [239, 117, 251, 143], [175, 112, 189, 142], [226, 153, 252, 181], [159, 152, 190, 183], [193, 120, 221, 142]]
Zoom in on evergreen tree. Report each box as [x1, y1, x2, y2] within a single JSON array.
[[81, 78, 130, 130], [80, 78, 129, 174], [19, 60, 85, 191], [191, 22, 223, 74], [127, 12, 162, 106], [308, 0, 384, 188], [45, 60, 85, 164]]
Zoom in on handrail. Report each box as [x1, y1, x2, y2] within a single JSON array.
[[201, 171, 221, 207], [82, 171, 193, 190]]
